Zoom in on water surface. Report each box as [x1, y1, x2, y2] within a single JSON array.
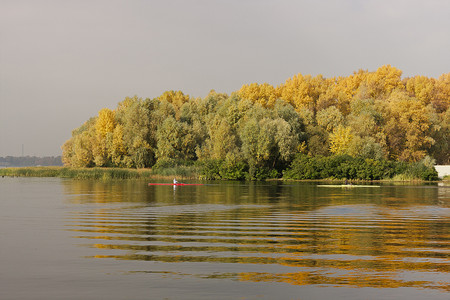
[[1, 178, 449, 299]]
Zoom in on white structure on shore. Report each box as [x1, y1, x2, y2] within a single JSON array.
[[435, 165, 450, 179]]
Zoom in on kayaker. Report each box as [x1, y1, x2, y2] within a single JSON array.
[[173, 178, 178, 184]]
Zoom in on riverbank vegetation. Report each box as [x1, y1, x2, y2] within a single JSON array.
[[0, 164, 439, 182], [283, 154, 438, 181], [59, 65, 448, 181], [0, 167, 152, 180]]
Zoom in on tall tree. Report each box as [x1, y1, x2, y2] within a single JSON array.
[[237, 83, 279, 108], [380, 90, 436, 162], [329, 125, 353, 155], [366, 65, 404, 99]]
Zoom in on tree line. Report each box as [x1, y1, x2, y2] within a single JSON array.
[[62, 65, 449, 179], [0, 156, 63, 167]]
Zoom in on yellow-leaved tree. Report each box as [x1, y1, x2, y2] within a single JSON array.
[[366, 65, 404, 98], [95, 108, 116, 137], [157, 90, 191, 119], [329, 125, 353, 155], [91, 108, 116, 166], [381, 90, 436, 162], [278, 74, 325, 120], [332, 69, 369, 114], [237, 83, 279, 108], [433, 73, 450, 113], [405, 75, 435, 105], [111, 124, 126, 166]]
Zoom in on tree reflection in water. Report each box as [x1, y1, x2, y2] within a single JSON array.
[[65, 180, 450, 292]]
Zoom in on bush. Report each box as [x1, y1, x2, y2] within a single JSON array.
[[199, 159, 280, 181], [199, 159, 249, 180], [198, 160, 223, 180], [220, 160, 248, 180], [283, 154, 315, 180], [283, 154, 439, 181], [252, 167, 279, 180], [400, 160, 439, 181]]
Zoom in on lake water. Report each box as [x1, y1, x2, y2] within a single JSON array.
[[0, 178, 449, 300]]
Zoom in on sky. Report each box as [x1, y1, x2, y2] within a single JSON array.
[[1, 0, 449, 157]]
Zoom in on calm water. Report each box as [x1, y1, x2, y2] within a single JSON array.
[[0, 178, 449, 300]]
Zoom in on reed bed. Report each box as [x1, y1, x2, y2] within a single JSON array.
[[0, 167, 159, 180]]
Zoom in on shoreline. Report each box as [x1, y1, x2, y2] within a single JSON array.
[[0, 166, 193, 180], [1, 166, 448, 183]]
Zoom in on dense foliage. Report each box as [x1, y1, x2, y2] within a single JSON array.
[[283, 154, 438, 181], [62, 66, 449, 180]]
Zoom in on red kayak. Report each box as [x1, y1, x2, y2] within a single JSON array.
[[148, 183, 204, 186]]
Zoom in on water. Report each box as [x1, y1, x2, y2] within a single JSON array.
[[1, 178, 449, 299]]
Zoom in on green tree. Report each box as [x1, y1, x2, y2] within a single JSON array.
[[316, 106, 344, 133], [155, 116, 198, 161], [116, 96, 154, 167]]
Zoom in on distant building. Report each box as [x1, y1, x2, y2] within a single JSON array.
[[435, 165, 450, 179]]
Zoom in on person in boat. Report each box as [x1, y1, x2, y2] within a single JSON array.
[[173, 178, 178, 184]]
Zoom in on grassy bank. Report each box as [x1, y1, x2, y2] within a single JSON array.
[[0, 166, 199, 180], [0, 163, 443, 182]]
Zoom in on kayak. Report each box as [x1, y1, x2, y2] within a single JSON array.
[[317, 185, 380, 188], [148, 183, 204, 186]]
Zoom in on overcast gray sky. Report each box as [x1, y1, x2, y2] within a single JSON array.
[[1, 0, 449, 157]]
